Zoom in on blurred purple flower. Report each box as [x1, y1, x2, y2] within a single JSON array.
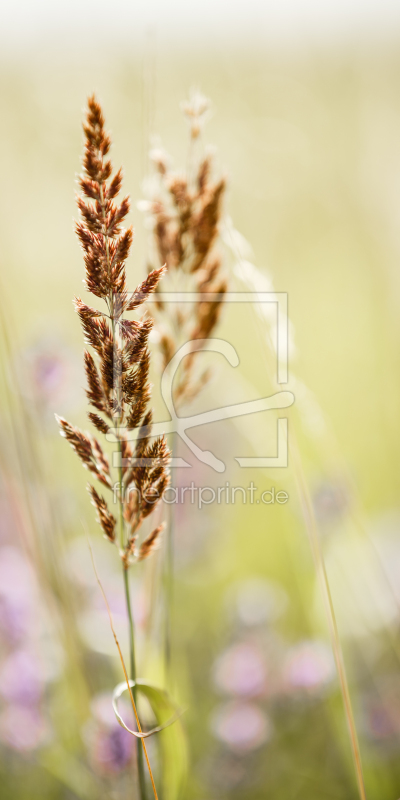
[[0, 596, 33, 644], [20, 335, 82, 418], [0, 704, 49, 751], [212, 643, 267, 697], [31, 351, 66, 399], [364, 702, 396, 741], [0, 649, 48, 705], [91, 725, 133, 775], [85, 693, 134, 775], [210, 701, 271, 752], [283, 640, 335, 694], [0, 547, 38, 643], [361, 677, 400, 742], [0, 547, 37, 595]]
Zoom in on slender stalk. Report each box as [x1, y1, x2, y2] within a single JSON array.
[[115, 386, 147, 800], [122, 558, 147, 800], [233, 252, 367, 797], [87, 537, 158, 800], [110, 281, 147, 800], [290, 437, 367, 800]]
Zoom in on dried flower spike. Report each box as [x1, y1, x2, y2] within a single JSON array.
[[142, 91, 227, 407], [57, 95, 169, 566]]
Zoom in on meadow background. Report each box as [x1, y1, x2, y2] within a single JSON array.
[[1, 1, 400, 797]]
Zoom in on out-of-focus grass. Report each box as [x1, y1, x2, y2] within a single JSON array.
[[1, 39, 400, 799]]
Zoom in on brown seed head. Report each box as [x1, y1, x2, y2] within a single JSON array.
[[57, 96, 169, 565]]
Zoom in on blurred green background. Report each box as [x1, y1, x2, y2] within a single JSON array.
[[1, 4, 400, 797]]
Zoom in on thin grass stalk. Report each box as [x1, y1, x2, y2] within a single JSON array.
[[230, 229, 368, 796], [308, 421, 400, 668], [110, 255, 148, 798], [290, 436, 366, 800], [87, 538, 158, 800], [122, 533, 148, 798]]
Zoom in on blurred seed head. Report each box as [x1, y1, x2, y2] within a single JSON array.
[[181, 89, 211, 139]]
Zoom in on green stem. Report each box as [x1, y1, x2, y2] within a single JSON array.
[[102, 173, 148, 799], [116, 434, 147, 800], [123, 564, 147, 800], [112, 320, 147, 799]]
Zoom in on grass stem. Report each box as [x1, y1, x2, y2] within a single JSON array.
[[87, 537, 158, 800], [290, 436, 367, 800], [117, 432, 148, 800]]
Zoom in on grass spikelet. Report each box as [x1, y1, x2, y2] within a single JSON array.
[[137, 523, 165, 562], [56, 95, 170, 800]]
